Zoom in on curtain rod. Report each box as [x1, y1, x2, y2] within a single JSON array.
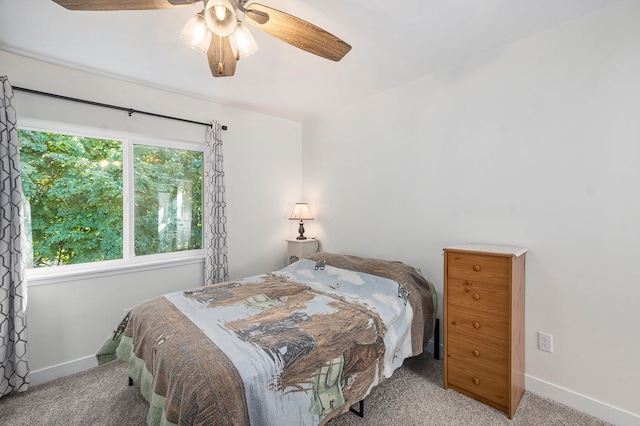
[[13, 86, 227, 130]]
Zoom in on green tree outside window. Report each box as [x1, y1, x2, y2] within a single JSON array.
[[19, 129, 203, 268]]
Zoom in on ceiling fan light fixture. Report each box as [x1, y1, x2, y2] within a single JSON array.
[[179, 10, 212, 54], [229, 21, 259, 60], [205, 0, 238, 37]]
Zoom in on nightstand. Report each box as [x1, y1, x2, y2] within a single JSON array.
[[286, 239, 319, 265]]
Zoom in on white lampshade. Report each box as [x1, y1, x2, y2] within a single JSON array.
[[179, 11, 212, 54], [289, 203, 314, 221], [205, 0, 237, 37], [229, 21, 259, 60]]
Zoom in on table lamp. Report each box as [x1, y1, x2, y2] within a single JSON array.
[[289, 203, 314, 240]]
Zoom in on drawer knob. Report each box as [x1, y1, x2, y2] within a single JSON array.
[[473, 265, 481, 272], [472, 293, 480, 300], [472, 377, 480, 385], [473, 321, 481, 329], [472, 349, 480, 357]]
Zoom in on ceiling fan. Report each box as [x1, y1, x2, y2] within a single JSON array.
[[51, 0, 352, 78]]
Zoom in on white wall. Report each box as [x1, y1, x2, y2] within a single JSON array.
[[302, 1, 639, 423], [1, 50, 302, 375]]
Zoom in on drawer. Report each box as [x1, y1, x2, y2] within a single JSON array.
[[447, 330, 508, 372], [447, 358, 508, 407], [447, 305, 508, 346], [447, 252, 510, 285], [446, 278, 508, 316]]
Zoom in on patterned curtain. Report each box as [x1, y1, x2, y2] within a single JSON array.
[[203, 121, 229, 284], [0, 76, 29, 398]]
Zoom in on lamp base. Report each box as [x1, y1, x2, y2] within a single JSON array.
[[297, 220, 307, 240]]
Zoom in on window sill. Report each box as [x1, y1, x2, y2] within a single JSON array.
[[26, 253, 205, 287]]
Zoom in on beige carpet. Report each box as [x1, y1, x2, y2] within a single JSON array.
[[0, 353, 611, 425]]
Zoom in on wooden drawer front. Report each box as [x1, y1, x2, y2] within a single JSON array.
[[448, 358, 508, 407], [447, 252, 510, 285], [446, 278, 508, 316], [447, 305, 508, 346], [447, 330, 508, 372]]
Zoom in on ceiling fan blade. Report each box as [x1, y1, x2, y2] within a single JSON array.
[[243, 9, 269, 25], [244, 3, 351, 62], [207, 35, 237, 77], [51, 0, 195, 11]]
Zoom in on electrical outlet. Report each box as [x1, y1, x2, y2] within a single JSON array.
[[538, 332, 553, 353]]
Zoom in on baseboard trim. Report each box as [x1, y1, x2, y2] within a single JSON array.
[[525, 374, 639, 426], [29, 355, 98, 387]]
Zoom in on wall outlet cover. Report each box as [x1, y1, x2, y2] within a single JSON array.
[[538, 332, 553, 353]]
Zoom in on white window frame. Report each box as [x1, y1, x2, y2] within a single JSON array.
[[19, 118, 205, 286]]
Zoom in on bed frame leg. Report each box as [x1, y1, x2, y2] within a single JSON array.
[[434, 318, 440, 360], [128, 377, 133, 387], [349, 400, 364, 418]]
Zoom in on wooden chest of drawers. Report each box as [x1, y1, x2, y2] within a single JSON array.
[[443, 244, 527, 418]]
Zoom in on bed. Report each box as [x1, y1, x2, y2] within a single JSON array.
[[97, 252, 438, 425]]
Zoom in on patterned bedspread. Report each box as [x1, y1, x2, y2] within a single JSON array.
[[97, 252, 437, 425]]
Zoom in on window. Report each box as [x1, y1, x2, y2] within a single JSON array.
[[18, 124, 204, 277], [133, 145, 203, 256], [19, 130, 124, 267]]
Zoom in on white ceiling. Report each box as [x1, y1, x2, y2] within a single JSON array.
[[0, 0, 621, 122]]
